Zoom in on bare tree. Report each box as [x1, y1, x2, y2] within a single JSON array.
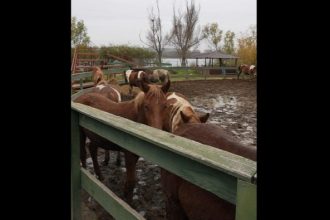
[[140, 0, 167, 66], [167, 0, 204, 66]]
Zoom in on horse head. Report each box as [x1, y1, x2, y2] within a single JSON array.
[[138, 80, 171, 129]]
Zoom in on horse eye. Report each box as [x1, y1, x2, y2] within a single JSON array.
[[144, 105, 149, 111]]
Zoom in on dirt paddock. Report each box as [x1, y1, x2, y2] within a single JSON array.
[[81, 79, 256, 220]]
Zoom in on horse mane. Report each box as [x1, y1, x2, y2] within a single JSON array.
[[96, 79, 108, 85], [145, 85, 166, 104], [167, 92, 199, 132], [133, 92, 145, 111], [92, 66, 102, 72], [108, 78, 118, 85]]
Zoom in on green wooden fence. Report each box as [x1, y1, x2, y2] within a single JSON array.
[[71, 89, 257, 220]]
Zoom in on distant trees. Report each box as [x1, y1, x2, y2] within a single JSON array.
[[203, 23, 223, 51], [167, 0, 204, 66], [71, 17, 90, 48], [223, 31, 235, 54], [236, 25, 256, 64], [99, 45, 156, 65], [141, 0, 168, 66]]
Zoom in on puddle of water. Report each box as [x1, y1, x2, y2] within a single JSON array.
[[191, 95, 240, 113]]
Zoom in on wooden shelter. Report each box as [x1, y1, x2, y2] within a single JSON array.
[[190, 51, 239, 67]]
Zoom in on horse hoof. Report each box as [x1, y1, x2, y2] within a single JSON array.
[[98, 175, 104, 181], [101, 161, 109, 166]]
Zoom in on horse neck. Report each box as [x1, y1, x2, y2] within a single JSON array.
[[105, 99, 139, 121], [97, 79, 108, 85], [174, 123, 256, 161]]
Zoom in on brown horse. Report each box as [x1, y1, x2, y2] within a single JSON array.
[[163, 92, 209, 132], [237, 64, 256, 79], [163, 123, 257, 220], [124, 70, 150, 94], [90, 80, 123, 166], [161, 94, 256, 220], [74, 79, 170, 203]]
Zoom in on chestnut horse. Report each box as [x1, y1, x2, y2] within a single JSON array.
[[163, 92, 209, 132], [167, 123, 256, 220], [90, 80, 123, 166], [124, 70, 150, 94], [237, 64, 256, 79], [74, 79, 170, 203], [161, 94, 256, 220]]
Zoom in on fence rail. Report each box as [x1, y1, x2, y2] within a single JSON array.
[[71, 88, 256, 220]]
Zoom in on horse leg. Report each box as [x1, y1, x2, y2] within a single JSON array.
[[161, 169, 188, 220], [123, 151, 139, 204], [178, 181, 235, 220], [80, 128, 87, 168], [88, 142, 104, 181], [101, 149, 110, 166], [116, 151, 121, 166]]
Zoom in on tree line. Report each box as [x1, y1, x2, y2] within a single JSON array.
[[71, 0, 256, 66]]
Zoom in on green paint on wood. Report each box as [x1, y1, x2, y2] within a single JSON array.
[[81, 115, 238, 203], [71, 110, 81, 220], [81, 169, 145, 220], [109, 68, 128, 73], [72, 103, 256, 180], [71, 102, 257, 205], [235, 180, 256, 220], [71, 72, 93, 81]]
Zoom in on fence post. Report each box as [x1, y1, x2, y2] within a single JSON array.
[[71, 110, 81, 220], [235, 180, 256, 220]]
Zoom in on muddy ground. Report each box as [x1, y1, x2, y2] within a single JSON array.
[[81, 79, 256, 220]]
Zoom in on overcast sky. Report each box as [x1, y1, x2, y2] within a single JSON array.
[[71, 0, 256, 51]]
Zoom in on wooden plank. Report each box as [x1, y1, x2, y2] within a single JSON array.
[[79, 113, 238, 203], [235, 180, 256, 220], [71, 82, 94, 90], [109, 68, 128, 73], [72, 103, 256, 181], [81, 169, 145, 220], [71, 72, 92, 81], [71, 103, 256, 204], [71, 110, 81, 220]]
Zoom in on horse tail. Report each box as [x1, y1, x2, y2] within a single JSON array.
[[237, 65, 241, 73], [124, 70, 128, 84]]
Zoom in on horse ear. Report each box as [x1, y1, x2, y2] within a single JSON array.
[[140, 80, 150, 93], [161, 79, 171, 93], [180, 111, 191, 123], [166, 98, 177, 107], [199, 113, 209, 123]]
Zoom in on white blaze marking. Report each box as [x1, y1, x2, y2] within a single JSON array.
[[125, 70, 133, 83], [96, 85, 106, 90], [113, 88, 122, 102], [138, 71, 144, 79], [167, 92, 195, 132], [249, 65, 255, 70]]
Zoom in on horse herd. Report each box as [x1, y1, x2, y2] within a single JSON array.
[[73, 66, 256, 220]]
